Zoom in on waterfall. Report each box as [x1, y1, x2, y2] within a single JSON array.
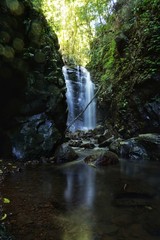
[[62, 66, 96, 132]]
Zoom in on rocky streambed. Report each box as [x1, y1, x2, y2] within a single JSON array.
[[0, 127, 160, 240]]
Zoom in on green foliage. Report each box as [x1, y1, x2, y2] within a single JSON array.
[[3, 198, 10, 204], [104, 39, 116, 69], [1, 213, 7, 221], [0, 198, 10, 221], [31, 0, 160, 73], [31, 0, 112, 65], [89, 0, 160, 87]]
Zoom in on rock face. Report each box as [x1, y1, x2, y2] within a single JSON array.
[[88, 0, 160, 138], [109, 133, 160, 161], [0, 0, 67, 159], [108, 76, 160, 138]]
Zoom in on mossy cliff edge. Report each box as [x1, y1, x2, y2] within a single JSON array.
[[88, 0, 160, 138]]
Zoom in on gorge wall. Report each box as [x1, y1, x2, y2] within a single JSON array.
[[88, 0, 160, 138], [0, 0, 67, 160]]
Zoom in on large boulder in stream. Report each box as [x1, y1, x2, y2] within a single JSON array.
[[109, 133, 160, 161], [84, 150, 119, 167], [54, 143, 78, 164], [0, 0, 67, 160]]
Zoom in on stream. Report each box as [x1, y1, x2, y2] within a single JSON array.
[[1, 148, 160, 240]]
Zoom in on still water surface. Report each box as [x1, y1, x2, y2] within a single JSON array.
[[2, 150, 160, 240]]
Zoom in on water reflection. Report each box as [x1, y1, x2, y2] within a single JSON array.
[[62, 161, 96, 209], [2, 156, 160, 240], [53, 161, 97, 240], [120, 159, 147, 177]]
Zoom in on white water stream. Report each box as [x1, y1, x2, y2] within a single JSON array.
[[63, 66, 96, 132]]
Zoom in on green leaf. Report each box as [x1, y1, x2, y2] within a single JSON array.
[[3, 198, 10, 204], [1, 213, 7, 221]]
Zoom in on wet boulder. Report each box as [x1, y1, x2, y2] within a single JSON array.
[[110, 139, 149, 161], [97, 135, 107, 144], [80, 142, 95, 149], [109, 133, 160, 161], [11, 113, 61, 160], [84, 150, 119, 167], [98, 136, 115, 148], [54, 143, 79, 164], [68, 140, 83, 147], [135, 133, 160, 161]]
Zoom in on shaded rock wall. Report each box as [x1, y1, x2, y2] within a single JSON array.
[[88, 0, 160, 138], [0, 0, 67, 159]]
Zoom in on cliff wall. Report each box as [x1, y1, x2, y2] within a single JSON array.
[[0, 0, 67, 159]]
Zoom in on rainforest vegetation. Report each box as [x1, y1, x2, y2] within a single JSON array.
[[32, 0, 160, 71], [32, 0, 160, 136], [32, 0, 116, 65], [0, 0, 160, 239]]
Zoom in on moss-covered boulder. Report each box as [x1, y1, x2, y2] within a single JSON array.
[[0, 0, 67, 160]]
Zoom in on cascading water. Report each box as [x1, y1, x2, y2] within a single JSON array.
[[63, 66, 96, 132]]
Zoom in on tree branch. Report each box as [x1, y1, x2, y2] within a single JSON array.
[[65, 84, 102, 132]]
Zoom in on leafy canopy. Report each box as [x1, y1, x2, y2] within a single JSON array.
[[32, 0, 113, 65]]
